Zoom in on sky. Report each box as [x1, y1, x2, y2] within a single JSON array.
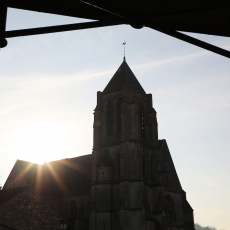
[[0, 7, 230, 230]]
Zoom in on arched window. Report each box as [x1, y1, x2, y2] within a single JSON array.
[[140, 102, 145, 138], [69, 200, 77, 216], [117, 98, 122, 135], [163, 196, 176, 223], [106, 101, 113, 136]]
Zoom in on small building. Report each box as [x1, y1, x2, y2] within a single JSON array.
[[2, 58, 195, 230]]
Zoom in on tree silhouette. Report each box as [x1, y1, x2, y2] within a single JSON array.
[[195, 223, 218, 230]]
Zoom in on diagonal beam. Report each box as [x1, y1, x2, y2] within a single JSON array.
[[5, 20, 126, 38], [146, 22, 230, 59]]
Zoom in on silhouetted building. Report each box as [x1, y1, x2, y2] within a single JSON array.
[[1, 58, 195, 230]]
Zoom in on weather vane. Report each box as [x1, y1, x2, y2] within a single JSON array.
[[123, 39, 126, 58]]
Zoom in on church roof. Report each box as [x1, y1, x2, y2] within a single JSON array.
[[103, 58, 146, 94], [3, 155, 93, 197], [0, 186, 28, 205], [41, 154, 93, 196]]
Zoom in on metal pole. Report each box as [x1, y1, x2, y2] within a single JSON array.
[[146, 22, 230, 59], [5, 20, 126, 38], [0, 0, 8, 48]]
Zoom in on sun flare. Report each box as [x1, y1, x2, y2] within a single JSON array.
[[8, 123, 70, 164]]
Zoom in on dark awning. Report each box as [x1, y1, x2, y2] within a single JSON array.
[[8, 0, 230, 37]]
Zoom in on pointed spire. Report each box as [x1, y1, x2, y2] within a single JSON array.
[[103, 59, 146, 94]]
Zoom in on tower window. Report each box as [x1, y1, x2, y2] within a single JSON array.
[[117, 98, 122, 134], [140, 102, 145, 138], [106, 101, 113, 136]]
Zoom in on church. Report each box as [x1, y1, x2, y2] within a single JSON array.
[[0, 58, 195, 230]]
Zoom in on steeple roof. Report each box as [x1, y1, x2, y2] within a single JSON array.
[[103, 58, 146, 94]]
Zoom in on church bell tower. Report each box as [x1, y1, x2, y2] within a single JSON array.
[[89, 57, 160, 230]]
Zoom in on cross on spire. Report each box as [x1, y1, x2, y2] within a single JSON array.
[[123, 40, 126, 60]]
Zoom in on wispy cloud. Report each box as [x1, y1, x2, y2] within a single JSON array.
[[132, 43, 230, 74], [133, 50, 208, 71], [0, 68, 115, 115], [209, 103, 230, 107], [205, 180, 221, 188]]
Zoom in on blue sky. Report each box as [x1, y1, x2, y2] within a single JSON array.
[[0, 8, 230, 230]]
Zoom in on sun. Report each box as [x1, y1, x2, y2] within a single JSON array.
[[8, 122, 70, 164]]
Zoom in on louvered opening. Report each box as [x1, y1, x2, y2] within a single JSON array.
[[117, 98, 122, 135], [140, 102, 145, 138], [106, 101, 113, 136]]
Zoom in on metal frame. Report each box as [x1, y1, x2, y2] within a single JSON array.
[[1, 0, 230, 59], [146, 23, 230, 58], [0, 0, 8, 48], [5, 20, 126, 38]]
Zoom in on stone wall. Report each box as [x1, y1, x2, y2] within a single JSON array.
[[0, 186, 62, 230]]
